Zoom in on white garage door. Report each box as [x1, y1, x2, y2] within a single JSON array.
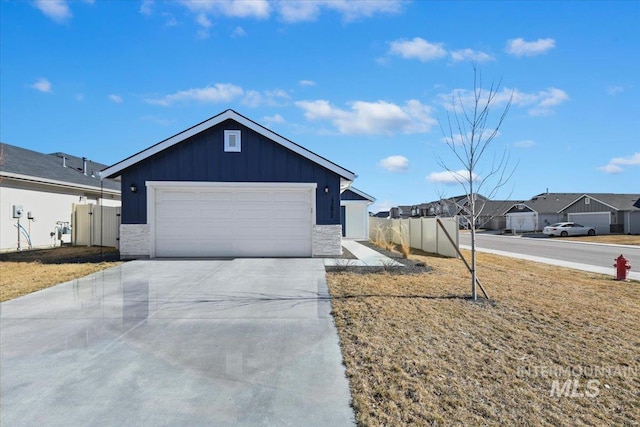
[[149, 183, 314, 257], [506, 212, 537, 232], [567, 212, 611, 235]]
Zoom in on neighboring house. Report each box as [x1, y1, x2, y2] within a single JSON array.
[[504, 193, 584, 232], [559, 193, 640, 234], [372, 211, 390, 219], [0, 143, 121, 251], [340, 187, 375, 240], [101, 109, 357, 259], [390, 205, 412, 219], [504, 192, 640, 234]]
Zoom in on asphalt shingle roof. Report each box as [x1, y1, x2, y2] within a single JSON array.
[[0, 143, 120, 192]]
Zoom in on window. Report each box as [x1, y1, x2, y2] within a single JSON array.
[[224, 130, 241, 152]]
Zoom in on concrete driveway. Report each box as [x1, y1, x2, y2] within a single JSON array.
[[1, 259, 354, 426]]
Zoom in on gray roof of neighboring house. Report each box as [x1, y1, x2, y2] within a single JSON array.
[[507, 192, 640, 214], [506, 193, 583, 214], [476, 200, 520, 216], [0, 142, 120, 192], [562, 194, 640, 211]]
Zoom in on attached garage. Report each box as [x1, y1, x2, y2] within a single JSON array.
[[150, 183, 314, 257], [567, 212, 611, 235], [101, 109, 357, 259], [506, 211, 537, 232]]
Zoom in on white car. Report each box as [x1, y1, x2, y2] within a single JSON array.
[[543, 222, 596, 237]]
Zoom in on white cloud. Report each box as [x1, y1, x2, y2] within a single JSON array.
[[513, 140, 535, 148], [276, 0, 404, 23], [263, 113, 285, 124], [599, 152, 640, 174], [146, 83, 244, 106], [76, 94, 84, 102], [196, 13, 212, 28], [426, 170, 480, 184], [179, 0, 271, 19], [299, 79, 316, 87], [506, 37, 555, 57], [140, 0, 153, 16], [598, 164, 623, 174], [438, 86, 569, 117], [242, 88, 290, 107], [610, 152, 640, 166], [195, 13, 212, 38], [388, 37, 447, 62], [296, 99, 436, 135], [606, 85, 630, 96], [31, 78, 52, 93], [379, 155, 409, 173], [231, 26, 247, 37], [34, 0, 72, 23], [450, 48, 494, 63], [108, 94, 123, 103], [277, 1, 321, 22]]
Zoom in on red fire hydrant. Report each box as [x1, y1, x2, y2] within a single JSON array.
[[614, 254, 631, 281]]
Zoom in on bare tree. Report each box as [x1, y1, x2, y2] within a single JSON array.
[[438, 67, 516, 300]]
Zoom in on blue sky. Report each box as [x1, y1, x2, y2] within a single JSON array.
[[1, 0, 638, 212]]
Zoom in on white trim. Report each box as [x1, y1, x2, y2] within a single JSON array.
[[102, 109, 356, 181], [0, 171, 121, 196], [224, 130, 241, 152], [146, 181, 317, 259]]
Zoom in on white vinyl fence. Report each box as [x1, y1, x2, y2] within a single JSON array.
[[369, 216, 460, 258], [71, 204, 121, 248]]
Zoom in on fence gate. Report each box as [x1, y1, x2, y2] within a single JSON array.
[[71, 204, 121, 248]]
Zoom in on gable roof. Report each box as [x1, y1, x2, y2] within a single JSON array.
[[0, 142, 120, 194], [101, 109, 356, 183], [504, 193, 583, 215], [559, 193, 640, 212], [341, 187, 376, 202]]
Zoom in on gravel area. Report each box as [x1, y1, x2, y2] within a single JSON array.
[[325, 241, 432, 275]]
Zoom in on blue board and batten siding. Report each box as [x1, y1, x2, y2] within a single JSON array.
[[120, 119, 342, 225]]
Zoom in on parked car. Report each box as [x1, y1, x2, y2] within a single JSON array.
[[543, 222, 596, 237]]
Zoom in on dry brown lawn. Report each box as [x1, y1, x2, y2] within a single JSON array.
[[327, 249, 640, 426], [0, 247, 121, 302]]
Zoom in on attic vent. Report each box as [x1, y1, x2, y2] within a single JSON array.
[[516, 203, 525, 210], [585, 197, 590, 205], [224, 130, 241, 152]]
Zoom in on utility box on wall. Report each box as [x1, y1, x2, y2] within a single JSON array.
[[12, 205, 24, 218]]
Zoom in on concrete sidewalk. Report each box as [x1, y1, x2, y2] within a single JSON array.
[[1, 259, 355, 426], [324, 240, 403, 267], [461, 245, 640, 281]]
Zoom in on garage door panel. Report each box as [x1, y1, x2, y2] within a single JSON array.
[[568, 212, 610, 234], [199, 208, 234, 220], [154, 185, 313, 257], [200, 192, 233, 201], [237, 192, 270, 202], [279, 208, 309, 220], [159, 191, 196, 202], [274, 192, 309, 202]]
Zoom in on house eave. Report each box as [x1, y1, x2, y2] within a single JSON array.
[[0, 171, 121, 197]]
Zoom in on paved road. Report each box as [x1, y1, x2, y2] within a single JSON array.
[[459, 233, 640, 280], [1, 259, 354, 426]]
